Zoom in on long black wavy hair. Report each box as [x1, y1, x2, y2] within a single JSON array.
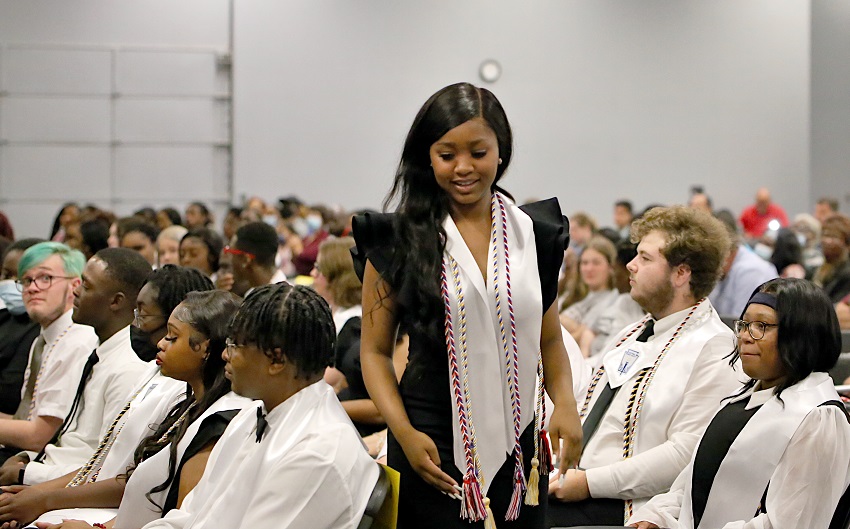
[[381, 82, 513, 342], [125, 290, 241, 510], [728, 278, 841, 399]]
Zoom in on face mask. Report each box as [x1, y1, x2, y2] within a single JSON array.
[[305, 214, 323, 235], [130, 325, 162, 362], [263, 214, 278, 228], [753, 242, 773, 261], [0, 279, 26, 316], [291, 217, 309, 238], [796, 233, 807, 247]]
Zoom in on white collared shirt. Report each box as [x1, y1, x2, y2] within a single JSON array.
[[142, 381, 379, 529], [26, 309, 98, 420], [581, 303, 742, 506], [24, 325, 148, 484]]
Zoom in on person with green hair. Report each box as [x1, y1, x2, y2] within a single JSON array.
[[0, 242, 97, 464]]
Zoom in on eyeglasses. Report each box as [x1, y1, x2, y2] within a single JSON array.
[[734, 320, 778, 341], [16, 274, 75, 292], [223, 246, 255, 259], [225, 339, 248, 352], [133, 308, 165, 328], [313, 261, 324, 275]]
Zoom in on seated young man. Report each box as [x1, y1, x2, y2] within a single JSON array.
[[133, 283, 379, 529]]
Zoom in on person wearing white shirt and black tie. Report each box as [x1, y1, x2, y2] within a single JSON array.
[[548, 206, 744, 527], [0, 249, 150, 486], [0, 243, 98, 466]]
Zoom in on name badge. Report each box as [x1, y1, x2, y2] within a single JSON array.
[[618, 349, 640, 375]]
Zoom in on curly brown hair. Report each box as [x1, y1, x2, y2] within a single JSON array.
[[630, 206, 731, 299]]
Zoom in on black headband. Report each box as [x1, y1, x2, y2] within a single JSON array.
[[744, 291, 777, 313]]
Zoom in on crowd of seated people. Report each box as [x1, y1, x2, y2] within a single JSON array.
[[0, 183, 847, 528]]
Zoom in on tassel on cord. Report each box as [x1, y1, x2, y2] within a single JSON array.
[[484, 497, 497, 529], [505, 460, 527, 520], [539, 430, 552, 474], [461, 475, 487, 522], [524, 457, 540, 506]]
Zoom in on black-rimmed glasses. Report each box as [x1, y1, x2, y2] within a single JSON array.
[[16, 274, 75, 292], [734, 319, 778, 341]]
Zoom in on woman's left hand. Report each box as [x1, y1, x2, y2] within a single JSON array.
[[547, 403, 582, 472], [548, 468, 589, 502]]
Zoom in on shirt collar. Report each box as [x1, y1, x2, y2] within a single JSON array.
[[745, 383, 776, 410], [96, 325, 132, 358], [649, 300, 708, 339], [42, 309, 75, 342]]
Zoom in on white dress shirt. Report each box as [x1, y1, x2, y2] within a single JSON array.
[[142, 381, 380, 529], [631, 372, 850, 529], [25, 309, 98, 420], [579, 301, 743, 509], [23, 325, 148, 484]]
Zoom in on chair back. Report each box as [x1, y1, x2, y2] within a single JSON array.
[[358, 464, 398, 529]]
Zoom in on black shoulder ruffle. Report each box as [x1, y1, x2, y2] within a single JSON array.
[[519, 198, 570, 312]]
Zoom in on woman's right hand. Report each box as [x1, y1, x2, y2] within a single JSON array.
[[397, 428, 458, 493]]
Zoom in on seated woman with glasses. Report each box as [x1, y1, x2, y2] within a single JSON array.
[[6, 291, 252, 529], [629, 278, 850, 529]]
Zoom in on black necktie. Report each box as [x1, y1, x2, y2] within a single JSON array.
[[255, 407, 269, 443], [580, 319, 656, 454], [37, 350, 99, 461], [635, 319, 655, 343]]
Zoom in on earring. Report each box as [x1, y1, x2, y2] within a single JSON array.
[[498, 158, 503, 165]]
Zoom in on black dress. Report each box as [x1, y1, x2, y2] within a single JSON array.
[[352, 198, 569, 529]]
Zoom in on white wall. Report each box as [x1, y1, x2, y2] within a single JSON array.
[[811, 0, 850, 213], [0, 0, 230, 239], [233, 0, 811, 227]]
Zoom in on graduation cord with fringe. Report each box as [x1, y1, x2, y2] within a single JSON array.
[[576, 301, 703, 523], [27, 324, 74, 420], [620, 299, 703, 523], [440, 193, 549, 527], [66, 381, 148, 486]]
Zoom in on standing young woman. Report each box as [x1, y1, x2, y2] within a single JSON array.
[[629, 278, 850, 529], [353, 82, 582, 528]]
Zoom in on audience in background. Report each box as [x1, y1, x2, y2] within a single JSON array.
[[688, 192, 713, 214], [560, 236, 620, 354], [156, 226, 188, 267], [815, 213, 850, 303], [0, 239, 43, 417], [769, 227, 806, 279], [179, 228, 223, 279], [49, 203, 79, 243], [184, 202, 213, 231], [738, 187, 789, 241], [119, 219, 159, 267], [815, 196, 840, 224], [792, 213, 825, 272], [613, 200, 633, 240], [710, 210, 778, 317], [222, 221, 284, 297], [156, 207, 183, 231]]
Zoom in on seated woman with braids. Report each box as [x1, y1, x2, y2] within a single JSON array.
[[629, 278, 850, 529], [6, 291, 251, 529], [0, 265, 214, 527]]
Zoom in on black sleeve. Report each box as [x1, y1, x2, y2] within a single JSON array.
[[519, 198, 570, 313], [161, 409, 240, 515]]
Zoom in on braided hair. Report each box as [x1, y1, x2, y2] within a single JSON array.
[[229, 283, 335, 380], [144, 265, 214, 319]]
